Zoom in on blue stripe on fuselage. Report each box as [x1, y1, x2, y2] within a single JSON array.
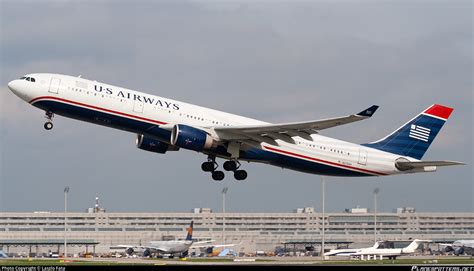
[[240, 148, 371, 177], [34, 99, 371, 177], [33, 100, 171, 142]]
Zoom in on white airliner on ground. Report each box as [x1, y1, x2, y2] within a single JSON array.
[[8, 73, 464, 180], [116, 221, 238, 258], [325, 239, 432, 260], [440, 240, 474, 256]]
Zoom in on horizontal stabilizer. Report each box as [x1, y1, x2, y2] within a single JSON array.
[[395, 160, 465, 171]]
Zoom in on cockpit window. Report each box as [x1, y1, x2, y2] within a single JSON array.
[[21, 77, 36, 82]]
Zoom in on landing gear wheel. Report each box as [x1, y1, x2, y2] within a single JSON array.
[[44, 111, 54, 130], [212, 171, 225, 181], [223, 160, 239, 171], [234, 170, 247, 181], [201, 161, 216, 172], [44, 122, 53, 130]]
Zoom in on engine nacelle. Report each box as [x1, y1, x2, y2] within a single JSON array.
[[454, 247, 464, 256], [136, 134, 173, 154], [125, 248, 134, 255], [143, 249, 151, 257], [171, 124, 217, 152]]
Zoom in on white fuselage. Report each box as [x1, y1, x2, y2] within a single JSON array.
[[148, 240, 193, 254], [8, 73, 418, 177]]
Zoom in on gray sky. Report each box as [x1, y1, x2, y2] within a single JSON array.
[[0, 0, 472, 213]]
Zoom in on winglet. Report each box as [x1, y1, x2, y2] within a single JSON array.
[[357, 105, 379, 117]]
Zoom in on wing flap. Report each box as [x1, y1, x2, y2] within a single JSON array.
[[214, 105, 379, 141]]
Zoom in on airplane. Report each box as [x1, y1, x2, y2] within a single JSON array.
[[7, 73, 464, 181], [325, 239, 432, 260], [440, 240, 474, 256], [324, 241, 381, 257], [116, 221, 238, 258], [0, 250, 8, 259]]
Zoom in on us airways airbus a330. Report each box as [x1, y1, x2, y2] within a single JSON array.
[[7, 73, 463, 181]]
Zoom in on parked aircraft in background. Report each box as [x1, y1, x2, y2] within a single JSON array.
[[116, 221, 238, 258], [325, 239, 432, 260], [8, 73, 463, 181], [324, 241, 381, 257], [0, 250, 8, 259], [441, 240, 474, 256]]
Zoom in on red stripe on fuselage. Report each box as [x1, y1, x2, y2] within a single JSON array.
[[30, 96, 168, 125], [263, 145, 387, 176]]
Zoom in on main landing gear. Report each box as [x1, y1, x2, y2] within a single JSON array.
[[201, 156, 248, 181], [44, 111, 54, 130], [201, 157, 225, 181], [223, 160, 247, 181]]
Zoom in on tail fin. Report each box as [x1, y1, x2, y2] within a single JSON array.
[[363, 104, 453, 159], [185, 221, 194, 241], [403, 239, 431, 253]]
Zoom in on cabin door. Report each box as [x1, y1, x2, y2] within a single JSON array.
[[48, 77, 61, 94]]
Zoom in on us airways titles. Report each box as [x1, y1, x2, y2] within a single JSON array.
[[94, 85, 180, 110]]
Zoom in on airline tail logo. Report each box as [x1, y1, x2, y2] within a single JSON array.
[[363, 104, 453, 160], [185, 221, 194, 241], [409, 124, 431, 142], [187, 225, 193, 236]]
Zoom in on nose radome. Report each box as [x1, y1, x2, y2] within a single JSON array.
[[7, 80, 18, 92]]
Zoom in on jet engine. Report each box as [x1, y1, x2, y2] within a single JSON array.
[[170, 124, 217, 151], [454, 247, 464, 256], [125, 248, 134, 255], [143, 249, 152, 257], [180, 250, 189, 258], [136, 134, 174, 154]]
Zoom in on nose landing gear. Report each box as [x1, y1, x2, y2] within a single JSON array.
[[44, 111, 54, 130]]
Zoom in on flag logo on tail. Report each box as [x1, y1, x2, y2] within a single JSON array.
[[409, 124, 430, 142]]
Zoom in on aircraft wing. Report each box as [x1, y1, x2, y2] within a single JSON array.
[[115, 244, 168, 253], [191, 241, 243, 249], [190, 240, 214, 247], [115, 245, 143, 250], [213, 105, 379, 142], [395, 160, 465, 171]]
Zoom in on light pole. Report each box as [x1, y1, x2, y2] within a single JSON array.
[[373, 187, 380, 244], [64, 186, 69, 259], [321, 176, 325, 260], [222, 187, 228, 246]]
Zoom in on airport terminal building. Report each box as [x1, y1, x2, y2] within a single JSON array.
[[0, 207, 472, 256]]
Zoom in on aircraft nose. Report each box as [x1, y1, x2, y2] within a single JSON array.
[[7, 80, 19, 93]]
